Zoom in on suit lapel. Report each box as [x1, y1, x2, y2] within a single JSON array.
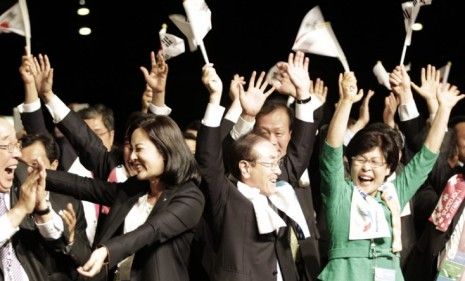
[[95, 181, 148, 245]]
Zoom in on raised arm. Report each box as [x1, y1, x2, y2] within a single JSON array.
[[423, 83, 464, 153], [326, 72, 363, 147]]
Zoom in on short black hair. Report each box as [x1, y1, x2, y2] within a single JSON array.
[[20, 134, 60, 162], [78, 104, 115, 131]]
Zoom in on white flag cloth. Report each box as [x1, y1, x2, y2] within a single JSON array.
[[183, 0, 211, 45], [0, 0, 31, 53], [292, 6, 349, 72], [373, 61, 391, 90], [438, 61, 452, 83], [159, 26, 185, 60], [401, 2, 415, 46], [169, 14, 197, 52]]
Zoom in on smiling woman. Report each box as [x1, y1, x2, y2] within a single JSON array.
[[41, 114, 205, 281]]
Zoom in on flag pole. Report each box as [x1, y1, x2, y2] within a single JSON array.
[[199, 40, 209, 64], [442, 61, 452, 83], [400, 44, 407, 66], [18, 0, 31, 55]]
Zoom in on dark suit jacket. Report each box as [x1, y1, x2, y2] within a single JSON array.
[[196, 118, 321, 281], [45, 172, 205, 281], [0, 166, 91, 281], [220, 112, 323, 280], [400, 116, 465, 280]]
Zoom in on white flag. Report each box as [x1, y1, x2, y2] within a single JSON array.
[[401, 2, 415, 46], [169, 14, 196, 52], [0, 0, 31, 53], [372, 61, 391, 90], [292, 6, 349, 72], [182, 0, 211, 45], [438, 61, 452, 83], [159, 24, 185, 60]]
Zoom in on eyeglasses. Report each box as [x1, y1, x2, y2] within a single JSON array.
[[351, 156, 386, 168], [255, 159, 283, 169], [0, 142, 22, 153]]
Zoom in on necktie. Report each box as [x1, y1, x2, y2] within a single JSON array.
[[0, 193, 26, 280]]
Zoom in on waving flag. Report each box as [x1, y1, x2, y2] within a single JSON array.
[[159, 24, 185, 60], [0, 0, 31, 54], [400, 0, 432, 65], [170, 0, 212, 64], [372, 61, 391, 90], [292, 6, 349, 72]]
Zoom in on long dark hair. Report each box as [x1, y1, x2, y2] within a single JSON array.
[[128, 115, 201, 186]]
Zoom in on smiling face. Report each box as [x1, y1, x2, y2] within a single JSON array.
[[255, 107, 292, 159], [129, 128, 165, 181], [0, 119, 21, 193], [350, 146, 391, 196], [240, 139, 282, 196]]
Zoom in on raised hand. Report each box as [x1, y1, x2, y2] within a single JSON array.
[[349, 90, 374, 134], [411, 64, 441, 115], [436, 83, 465, 109], [272, 62, 297, 97], [19, 54, 35, 85], [239, 71, 275, 119], [281, 51, 311, 100], [140, 51, 168, 106], [229, 74, 245, 103], [311, 78, 328, 104], [389, 65, 413, 104], [60, 203, 77, 244], [32, 54, 54, 102], [201, 64, 223, 105], [338, 72, 363, 103], [77, 247, 109, 277], [140, 51, 168, 94], [383, 92, 399, 128]]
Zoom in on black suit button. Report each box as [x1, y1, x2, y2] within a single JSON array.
[[272, 270, 277, 275]]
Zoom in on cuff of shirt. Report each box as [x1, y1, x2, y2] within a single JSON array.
[[343, 128, 355, 147], [230, 115, 255, 140], [201, 103, 225, 127], [224, 106, 242, 124], [0, 214, 19, 246], [45, 95, 71, 123], [295, 96, 322, 123], [398, 101, 419, 121], [17, 99, 41, 113], [35, 209, 64, 240], [148, 103, 172, 116]]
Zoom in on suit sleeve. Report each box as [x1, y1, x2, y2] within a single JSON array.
[[57, 111, 118, 180], [103, 183, 204, 268], [281, 107, 322, 185], [196, 124, 231, 238], [46, 169, 119, 206]]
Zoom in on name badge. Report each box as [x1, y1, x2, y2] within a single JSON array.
[[374, 267, 396, 281]]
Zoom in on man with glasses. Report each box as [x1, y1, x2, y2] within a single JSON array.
[[197, 56, 320, 281], [0, 117, 75, 281]]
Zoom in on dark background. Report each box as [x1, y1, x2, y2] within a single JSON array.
[[1, 0, 463, 141]]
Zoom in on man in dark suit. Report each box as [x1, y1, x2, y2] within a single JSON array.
[[402, 116, 465, 281], [197, 53, 322, 281], [0, 119, 90, 281]]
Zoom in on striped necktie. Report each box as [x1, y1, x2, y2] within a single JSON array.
[[0, 193, 27, 280]]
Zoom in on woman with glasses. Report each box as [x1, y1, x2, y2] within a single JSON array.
[[318, 71, 464, 281]]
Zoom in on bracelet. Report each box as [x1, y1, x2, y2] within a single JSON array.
[[295, 96, 311, 104], [33, 206, 51, 216]]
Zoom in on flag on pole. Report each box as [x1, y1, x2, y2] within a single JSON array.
[[372, 61, 391, 90], [182, 0, 211, 64], [292, 6, 350, 72], [159, 24, 185, 60], [169, 0, 212, 64], [0, 0, 31, 54], [438, 61, 452, 83]]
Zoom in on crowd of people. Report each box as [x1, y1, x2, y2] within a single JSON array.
[[0, 47, 464, 281]]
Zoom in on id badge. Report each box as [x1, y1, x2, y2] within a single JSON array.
[[374, 267, 396, 281]]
